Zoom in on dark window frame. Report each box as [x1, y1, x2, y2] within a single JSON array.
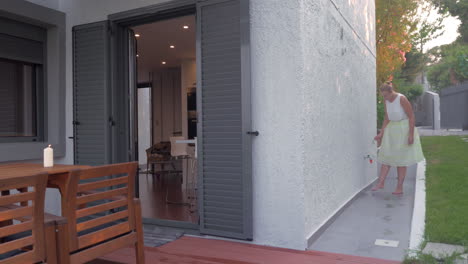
[[0, 57, 45, 143]]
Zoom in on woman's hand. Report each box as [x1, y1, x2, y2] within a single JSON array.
[[374, 134, 383, 147], [374, 134, 383, 141], [408, 134, 414, 145]]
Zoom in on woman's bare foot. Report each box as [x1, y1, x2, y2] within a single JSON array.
[[392, 189, 403, 195], [371, 184, 384, 191]]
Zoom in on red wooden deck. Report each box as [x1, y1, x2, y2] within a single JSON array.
[[93, 236, 401, 264]]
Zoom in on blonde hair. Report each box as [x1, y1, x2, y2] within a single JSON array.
[[380, 82, 393, 93]]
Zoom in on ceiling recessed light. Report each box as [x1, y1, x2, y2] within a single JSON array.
[[162, 61, 166, 65], [135, 33, 140, 37], [136, 54, 139, 57], [170, 45, 175, 49], [183, 25, 189, 29]]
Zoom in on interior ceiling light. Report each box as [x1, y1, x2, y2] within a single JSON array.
[[183, 25, 189, 29], [162, 61, 166, 65], [135, 33, 140, 37], [170, 45, 175, 49], [136, 54, 139, 57]]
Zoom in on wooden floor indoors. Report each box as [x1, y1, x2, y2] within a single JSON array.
[[90, 236, 400, 264], [139, 172, 198, 223]]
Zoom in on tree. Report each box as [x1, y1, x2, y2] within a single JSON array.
[[376, 0, 420, 85], [376, 0, 436, 127], [411, 1, 447, 52], [430, 0, 468, 43], [427, 43, 468, 91], [400, 47, 427, 82]]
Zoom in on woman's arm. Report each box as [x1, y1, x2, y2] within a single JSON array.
[[375, 102, 389, 144], [400, 95, 415, 144], [380, 102, 390, 135]]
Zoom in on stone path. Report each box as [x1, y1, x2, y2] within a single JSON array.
[[309, 164, 417, 261], [418, 127, 468, 136], [423, 242, 467, 264]]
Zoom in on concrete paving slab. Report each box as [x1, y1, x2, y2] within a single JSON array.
[[456, 254, 468, 264], [422, 242, 466, 258], [309, 164, 417, 261], [418, 128, 468, 136]]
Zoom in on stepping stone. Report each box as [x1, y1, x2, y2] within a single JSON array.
[[422, 242, 466, 259], [455, 254, 468, 264]]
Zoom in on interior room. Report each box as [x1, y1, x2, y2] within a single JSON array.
[[132, 15, 198, 224]]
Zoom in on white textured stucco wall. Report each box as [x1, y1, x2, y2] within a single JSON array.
[[250, 0, 376, 250], [298, 0, 376, 244], [250, 0, 306, 250], [24, 0, 376, 250]]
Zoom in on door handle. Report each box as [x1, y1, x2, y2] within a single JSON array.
[[247, 131, 259, 136], [108, 117, 115, 126]]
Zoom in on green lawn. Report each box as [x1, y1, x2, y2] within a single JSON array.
[[421, 136, 468, 245]]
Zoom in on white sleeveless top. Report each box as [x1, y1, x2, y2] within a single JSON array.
[[386, 93, 408, 121]]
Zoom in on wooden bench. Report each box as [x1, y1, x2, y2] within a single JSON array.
[[55, 162, 144, 264], [0, 173, 58, 264]]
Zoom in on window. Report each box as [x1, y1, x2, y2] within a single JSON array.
[[0, 1, 65, 162], [0, 58, 43, 142], [0, 16, 46, 143]]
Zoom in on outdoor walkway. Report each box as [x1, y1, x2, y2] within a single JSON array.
[[418, 127, 468, 136], [309, 164, 417, 262], [93, 236, 399, 264]]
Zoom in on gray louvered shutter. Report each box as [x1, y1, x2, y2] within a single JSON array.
[[73, 22, 111, 166], [197, 0, 252, 240]]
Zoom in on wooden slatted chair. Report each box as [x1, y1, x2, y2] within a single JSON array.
[[55, 162, 144, 264], [0, 173, 58, 264]]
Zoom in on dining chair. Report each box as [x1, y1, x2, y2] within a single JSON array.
[[0, 173, 58, 264], [55, 162, 144, 264], [145, 142, 172, 179], [169, 136, 190, 177]]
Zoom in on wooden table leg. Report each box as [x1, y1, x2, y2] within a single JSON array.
[[45, 223, 58, 264]]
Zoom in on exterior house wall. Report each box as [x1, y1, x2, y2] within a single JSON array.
[[298, 0, 376, 245], [249, 0, 306, 249], [21, 0, 376, 250]]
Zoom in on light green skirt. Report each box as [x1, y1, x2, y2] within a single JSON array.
[[377, 119, 424, 167]]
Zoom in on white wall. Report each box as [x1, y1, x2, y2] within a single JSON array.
[[298, 0, 376, 245], [31, 0, 375, 250], [249, 0, 307, 250], [250, 0, 376, 250], [137, 88, 152, 165]]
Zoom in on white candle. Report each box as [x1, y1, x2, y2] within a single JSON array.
[[44, 144, 53, 168]]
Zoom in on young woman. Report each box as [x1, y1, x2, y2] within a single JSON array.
[[372, 82, 424, 195]]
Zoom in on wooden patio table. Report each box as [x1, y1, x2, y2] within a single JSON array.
[[0, 163, 90, 215]]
